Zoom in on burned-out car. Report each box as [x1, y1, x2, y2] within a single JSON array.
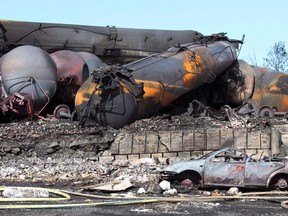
[[161, 148, 288, 190]]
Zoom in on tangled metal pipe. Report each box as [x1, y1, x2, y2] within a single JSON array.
[[75, 34, 240, 129]]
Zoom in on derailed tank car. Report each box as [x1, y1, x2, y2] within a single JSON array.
[[0, 19, 203, 65], [227, 63, 288, 118], [0, 19, 203, 120], [0, 46, 57, 118], [75, 34, 239, 129]]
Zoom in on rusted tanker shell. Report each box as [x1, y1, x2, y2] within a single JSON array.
[[77, 52, 107, 72], [128, 40, 237, 118], [50, 50, 107, 104], [251, 67, 288, 112], [0, 45, 57, 111], [226, 60, 255, 105], [50, 50, 89, 87], [75, 37, 238, 128]]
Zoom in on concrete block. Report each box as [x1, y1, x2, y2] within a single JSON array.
[[128, 154, 140, 160], [194, 130, 205, 150], [127, 154, 140, 166], [171, 131, 183, 152], [140, 153, 151, 158], [177, 151, 191, 158], [114, 155, 128, 161], [260, 131, 271, 149], [220, 128, 234, 148], [110, 138, 120, 155], [98, 156, 114, 163], [158, 131, 171, 152], [151, 153, 163, 159], [233, 128, 247, 149], [271, 128, 281, 155], [206, 129, 220, 150], [247, 131, 261, 149], [118, 134, 133, 155], [132, 134, 146, 154], [145, 131, 159, 153], [163, 152, 178, 158], [183, 131, 194, 151]]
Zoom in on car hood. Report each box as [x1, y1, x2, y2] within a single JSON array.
[[162, 159, 206, 174]]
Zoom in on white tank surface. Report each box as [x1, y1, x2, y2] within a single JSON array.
[[0, 45, 57, 112]]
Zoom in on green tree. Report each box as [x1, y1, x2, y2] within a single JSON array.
[[263, 41, 288, 72]]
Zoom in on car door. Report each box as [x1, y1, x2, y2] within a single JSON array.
[[203, 149, 245, 187], [244, 160, 285, 187]]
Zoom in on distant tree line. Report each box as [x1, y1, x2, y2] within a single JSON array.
[[264, 41, 288, 72]]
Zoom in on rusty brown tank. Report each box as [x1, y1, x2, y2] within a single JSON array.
[[75, 34, 239, 128]]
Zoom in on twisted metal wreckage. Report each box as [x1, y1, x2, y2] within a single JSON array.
[[0, 20, 288, 128]]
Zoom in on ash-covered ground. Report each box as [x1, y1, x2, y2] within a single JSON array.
[[1, 114, 288, 215]]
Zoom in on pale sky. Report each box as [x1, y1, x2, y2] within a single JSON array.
[[1, 0, 287, 66]]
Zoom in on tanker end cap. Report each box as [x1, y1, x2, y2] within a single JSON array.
[[75, 65, 144, 129], [0, 45, 57, 112]]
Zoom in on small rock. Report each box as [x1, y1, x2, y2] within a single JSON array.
[[202, 191, 211, 196], [11, 147, 21, 155], [147, 183, 163, 194], [3, 146, 12, 153], [159, 180, 171, 191], [163, 188, 177, 195], [137, 187, 146, 194], [19, 174, 26, 180], [48, 141, 60, 148], [46, 148, 55, 154], [227, 187, 239, 196]]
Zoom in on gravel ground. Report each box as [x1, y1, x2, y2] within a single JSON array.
[[0, 115, 287, 214], [0, 114, 283, 185]]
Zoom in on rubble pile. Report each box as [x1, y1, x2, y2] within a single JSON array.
[[0, 151, 163, 188], [0, 113, 281, 159], [0, 113, 286, 186], [121, 114, 281, 133], [0, 119, 116, 158]]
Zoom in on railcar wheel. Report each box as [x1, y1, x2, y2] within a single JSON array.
[[256, 106, 274, 118], [53, 104, 71, 119]]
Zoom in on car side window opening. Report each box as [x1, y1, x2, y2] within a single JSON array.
[[212, 150, 245, 163]]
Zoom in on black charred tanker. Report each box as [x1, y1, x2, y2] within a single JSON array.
[[0, 19, 203, 65], [74, 34, 239, 129]]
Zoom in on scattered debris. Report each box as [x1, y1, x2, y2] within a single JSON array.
[[163, 188, 177, 195], [82, 178, 133, 192], [137, 187, 146, 194], [227, 187, 240, 196], [159, 180, 171, 191], [2, 187, 49, 198]]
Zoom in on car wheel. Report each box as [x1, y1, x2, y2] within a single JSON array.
[[180, 178, 194, 188], [177, 171, 201, 188], [276, 178, 288, 189]]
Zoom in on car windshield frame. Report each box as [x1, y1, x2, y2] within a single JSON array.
[[199, 150, 219, 160]]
